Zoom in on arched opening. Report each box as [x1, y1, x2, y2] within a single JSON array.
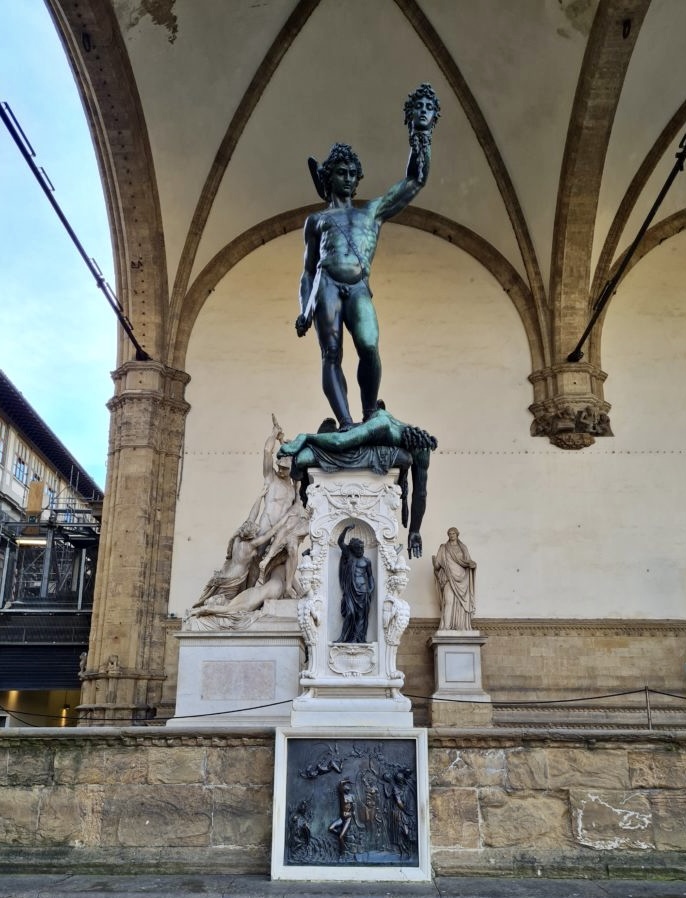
[[0, 2, 114, 726], [168, 225, 532, 619]]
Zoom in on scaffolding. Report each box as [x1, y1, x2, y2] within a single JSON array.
[[0, 507, 99, 612]]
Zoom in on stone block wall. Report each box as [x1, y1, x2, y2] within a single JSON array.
[[160, 618, 686, 729], [476, 620, 686, 701], [0, 729, 685, 877], [429, 734, 686, 876]]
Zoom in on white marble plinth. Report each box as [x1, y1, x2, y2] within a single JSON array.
[[167, 602, 304, 728], [430, 632, 492, 726], [271, 726, 430, 882], [291, 687, 413, 728], [291, 468, 414, 727]]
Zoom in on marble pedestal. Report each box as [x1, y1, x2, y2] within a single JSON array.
[[167, 600, 304, 728], [271, 469, 430, 881], [291, 468, 413, 728], [430, 631, 492, 727]]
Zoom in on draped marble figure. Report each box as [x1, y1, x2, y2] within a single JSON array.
[[432, 528, 477, 631]]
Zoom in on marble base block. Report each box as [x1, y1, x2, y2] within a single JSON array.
[[430, 631, 492, 727], [167, 602, 304, 728], [291, 686, 413, 728]]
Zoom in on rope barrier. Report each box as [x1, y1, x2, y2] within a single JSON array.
[[2, 686, 685, 726], [407, 688, 651, 706]]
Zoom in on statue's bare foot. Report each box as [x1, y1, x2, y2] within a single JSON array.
[[278, 433, 306, 456]]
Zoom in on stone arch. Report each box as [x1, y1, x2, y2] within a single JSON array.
[[589, 210, 686, 363], [172, 206, 545, 374], [48, 0, 169, 363], [550, 0, 650, 361]]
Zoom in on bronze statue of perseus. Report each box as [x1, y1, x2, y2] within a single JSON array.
[[297, 83, 440, 430]]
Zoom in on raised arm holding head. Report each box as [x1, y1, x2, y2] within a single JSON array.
[[374, 82, 440, 222], [338, 523, 355, 553]]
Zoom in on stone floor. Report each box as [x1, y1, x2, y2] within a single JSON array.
[[0, 876, 685, 898]]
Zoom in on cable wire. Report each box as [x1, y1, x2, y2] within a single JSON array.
[[2, 686, 685, 727], [0, 100, 151, 362]]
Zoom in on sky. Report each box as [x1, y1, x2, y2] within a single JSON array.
[[0, 2, 116, 489]]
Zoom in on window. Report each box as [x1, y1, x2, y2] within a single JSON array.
[[46, 486, 56, 509], [13, 455, 28, 485], [13, 440, 30, 485], [31, 460, 45, 483], [0, 419, 7, 467]]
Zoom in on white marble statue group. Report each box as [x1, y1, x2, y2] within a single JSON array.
[[185, 417, 478, 635], [184, 416, 309, 630]]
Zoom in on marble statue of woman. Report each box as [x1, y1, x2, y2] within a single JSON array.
[[432, 527, 476, 631]]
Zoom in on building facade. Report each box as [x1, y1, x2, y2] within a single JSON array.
[[0, 369, 102, 727]]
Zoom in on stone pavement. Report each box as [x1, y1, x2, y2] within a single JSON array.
[[0, 875, 685, 898]]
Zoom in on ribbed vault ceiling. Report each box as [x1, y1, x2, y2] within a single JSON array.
[[51, 0, 686, 372]]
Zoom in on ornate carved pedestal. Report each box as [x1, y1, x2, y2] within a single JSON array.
[[291, 469, 413, 728], [430, 632, 492, 727]]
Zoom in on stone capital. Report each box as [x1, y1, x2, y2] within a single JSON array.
[[110, 359, 191, 401], [528, 362, 612, 448]]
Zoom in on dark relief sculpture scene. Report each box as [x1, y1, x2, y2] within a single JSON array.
[[284, 738, 419, 867]]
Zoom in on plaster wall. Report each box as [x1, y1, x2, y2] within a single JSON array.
[[168, 226, 686, 622]]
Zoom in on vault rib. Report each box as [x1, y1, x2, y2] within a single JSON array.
[[167, 0, 321, 359], [48, 0, 168, 362], [394, 0, 548, 350], [549, 0, 649, 361]]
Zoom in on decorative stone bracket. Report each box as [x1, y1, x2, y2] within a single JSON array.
[[529, 362, 613, 450]]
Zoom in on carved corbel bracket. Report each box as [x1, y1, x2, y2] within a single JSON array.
[[529, 363, 613, 449]]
